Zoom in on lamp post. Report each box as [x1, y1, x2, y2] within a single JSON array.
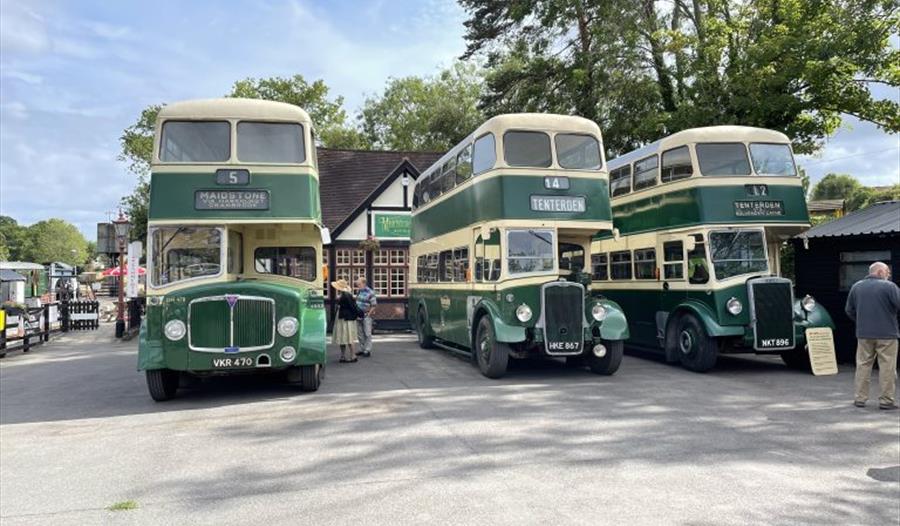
[[112, 211, 131, 338]]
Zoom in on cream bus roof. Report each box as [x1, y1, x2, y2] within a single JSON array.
[[422, 113, 603, 175], [158, 98, 312, 123], [609, 125, 791, 170]]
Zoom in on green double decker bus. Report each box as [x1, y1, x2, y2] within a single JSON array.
[[409, 114, 629, 378], [592, 126, 834, 372], [138, 98, 327, 400]]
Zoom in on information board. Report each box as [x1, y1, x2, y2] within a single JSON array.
[[806, 327, 838, 376]]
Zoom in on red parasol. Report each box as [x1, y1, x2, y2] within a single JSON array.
[[101, 266, 146, 277]]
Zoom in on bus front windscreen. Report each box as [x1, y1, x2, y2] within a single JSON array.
[[151, 227, 222, 286], [709, 230, 768, 280], [507, 229, 555, 274], [749, 143, 796, 176]]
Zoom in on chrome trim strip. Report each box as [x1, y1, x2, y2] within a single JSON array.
[[187, 295, 276, 353]]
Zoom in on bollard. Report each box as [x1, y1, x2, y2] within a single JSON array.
[[42, 304, 50, 343]]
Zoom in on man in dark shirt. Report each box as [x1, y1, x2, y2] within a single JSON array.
[[845, 262, 900, 410]]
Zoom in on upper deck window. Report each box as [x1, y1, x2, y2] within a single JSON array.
[[472, 133, 496, 175], [555, 134, 602, 170], [633, 155, 659, 190], [661, 146, 693, 182], [610, 165, 631, 196], [160, 121, 230, 162], [749, 143, 796, 176], [237, 122, 305, 163], [441, 158, 457, 193], [504, 131, 552, 168], [696, 143, 751, 176], [456, 144, 473, 184]]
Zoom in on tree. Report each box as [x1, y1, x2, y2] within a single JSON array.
[[0, 215, 26, 261], [845, 183, 900, 212], [19, 219, 88, 266], [360, 63, 486, 151], [460, 0, 900, 156], [810, 173, 863, 201]]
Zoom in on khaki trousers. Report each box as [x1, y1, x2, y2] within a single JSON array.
[[854, 339, 898, 405]]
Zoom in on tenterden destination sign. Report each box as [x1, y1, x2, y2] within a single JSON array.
[[530, 195, 586, 213], [195, 190, 270, 210]]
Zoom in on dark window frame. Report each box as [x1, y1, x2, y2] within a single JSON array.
[[661, 145, 693, 183], [610, 165, 632, 197], [633, 154, 659, 190], [610, 250, 633, 280]]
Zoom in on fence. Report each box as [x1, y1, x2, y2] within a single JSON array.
[[1, 300, 100, 357]]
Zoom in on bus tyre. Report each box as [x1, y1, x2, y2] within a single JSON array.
[[780, 349, 812, 372], [146, 369, 179, 401], [474, 316, 509, 379], [416, 308, 436, 349], [300, 364, 322, 392], [675, 314, 718, 372], [587, 340, 624, 375]]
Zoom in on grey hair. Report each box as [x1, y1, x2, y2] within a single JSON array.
[[869, 262, 889, 274]]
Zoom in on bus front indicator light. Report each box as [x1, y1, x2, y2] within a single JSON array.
[[726, 297, 743, 316], [516, 304, 533, 323], [591, 304, 607, 322], [164, 320, 186, 341], [277, 317, 299, 337], [279, 346, 297, 362]]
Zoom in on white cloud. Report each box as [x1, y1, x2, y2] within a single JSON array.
[[0, 2, 50, 54], [1, 101, 29, 120]]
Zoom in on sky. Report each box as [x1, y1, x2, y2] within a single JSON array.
[[1, 0, 898, 241]]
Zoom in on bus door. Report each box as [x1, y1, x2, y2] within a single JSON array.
[[658, 235, 690, 343], [467, 226, 500, 345]]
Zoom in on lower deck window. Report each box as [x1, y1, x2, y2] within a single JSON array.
[[634, 248, 656, 279], [254, 247, 316, 281], [591, 253, 608, 280], [610, 251, 632, 280], [663, 241, 684, 280], [151, 227, 222, 287]]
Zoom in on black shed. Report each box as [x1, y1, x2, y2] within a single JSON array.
[[792, 200, 900, 362]]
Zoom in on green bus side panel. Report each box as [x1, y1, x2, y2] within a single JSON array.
[[149, 172, 321, 221], [609, 184, 809, 236], [412, 175, 611, 242]]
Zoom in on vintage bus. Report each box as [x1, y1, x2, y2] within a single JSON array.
[[592, 126, 834, 372], [138, 98, 328, 400], [408, 114, 629, 378]]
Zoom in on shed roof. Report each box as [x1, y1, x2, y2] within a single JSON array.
[[0, 261, 45, 270], [317, 148, 444, 231], [807, 199, 845, 212], [0, 269, 27, 282], [798, 200, 900, 239]]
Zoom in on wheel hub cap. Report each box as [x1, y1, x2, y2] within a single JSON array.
[[679, 330, 693, 354]]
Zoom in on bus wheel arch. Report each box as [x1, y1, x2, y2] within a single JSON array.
[[473, 314, 509, 379], [416, 303, 436, 349], [672, 312, 719, 372]]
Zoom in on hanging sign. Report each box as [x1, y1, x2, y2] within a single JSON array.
[[372, 213, 411, 239]]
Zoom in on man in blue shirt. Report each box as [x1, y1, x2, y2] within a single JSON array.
[[355, 277, 377, 358], [845, 262, 900, 410]]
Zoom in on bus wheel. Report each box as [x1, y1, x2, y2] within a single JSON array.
[[780, 349, 812, 372], [300, 364, 322, 392], [416, 307, 436, 349], [474, 316, 509, 379], [587, 340, 624, 375], [146, 369, 179, 401], [675, 314, 718, 372]]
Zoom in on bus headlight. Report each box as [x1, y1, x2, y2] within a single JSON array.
[[164, 320, 186, 341], [279, 346, 297, 362], [801, 295, 816, 312], [591, 303, 607, 322], [516, 304, 533, 322], [277, 316, 299, 337], [726, 297, 743, 316]]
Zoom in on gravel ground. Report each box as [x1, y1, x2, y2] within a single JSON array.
[[1, 324, 898, 525]]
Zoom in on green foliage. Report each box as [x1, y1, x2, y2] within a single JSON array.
[[810, 173, 863, 200], [460, 0, 900, 156], [0, 216, 26, 261], [845, 183, 900, 212], [119, 105, 162, 178], [228, 75, 369, 149], [360, 63, 485, 151], [18, 219, 88, 266], [121, 178, 150, 244]]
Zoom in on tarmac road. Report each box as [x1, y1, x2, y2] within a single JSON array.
[[1, 325, 898, 525]]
